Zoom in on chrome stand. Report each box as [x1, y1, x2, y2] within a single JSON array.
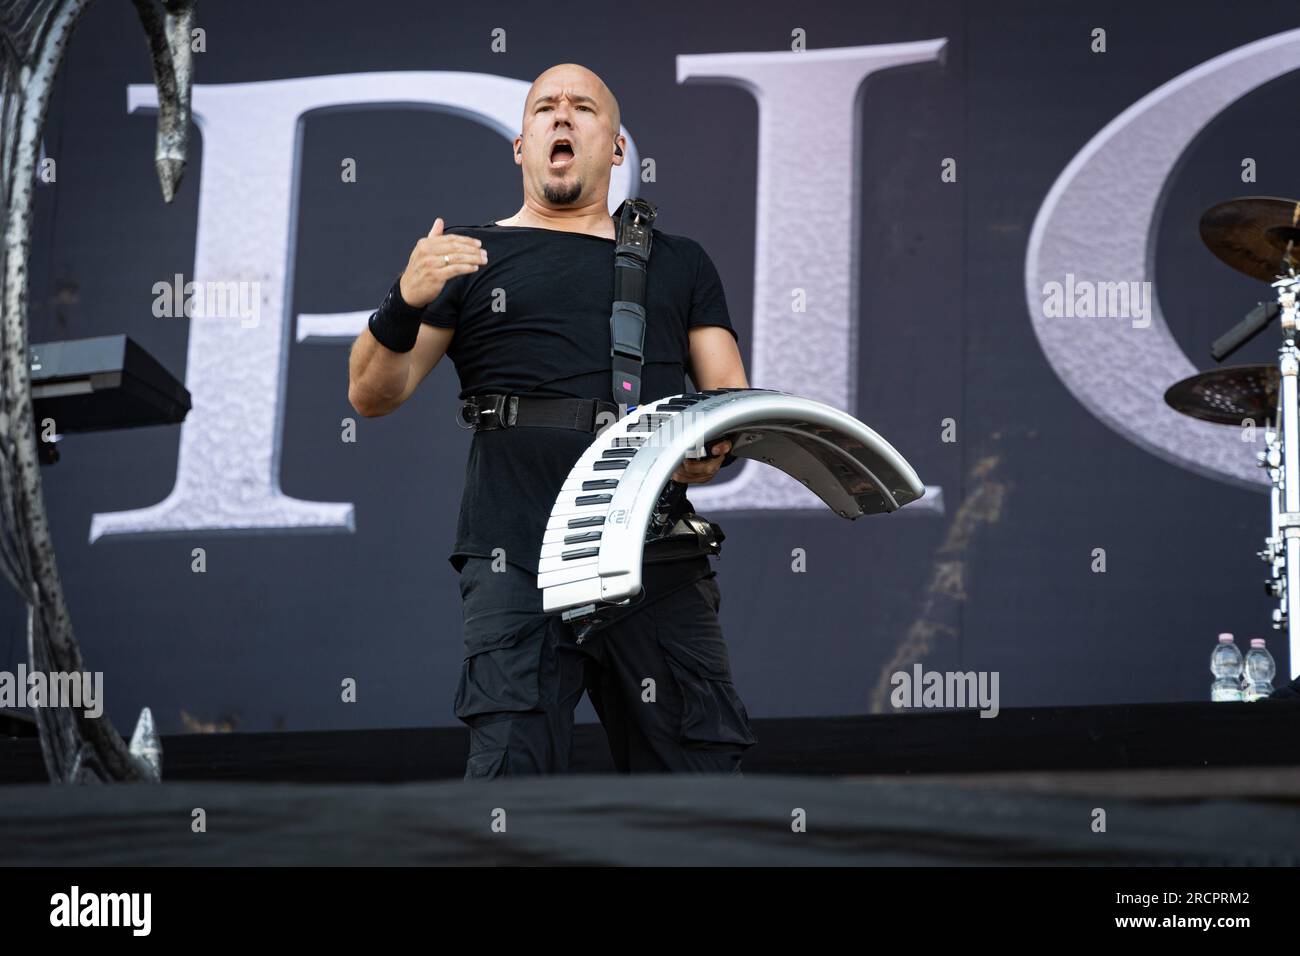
[[1266, 275, 1300, 679]]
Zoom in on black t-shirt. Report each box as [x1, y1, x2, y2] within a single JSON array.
[[420, 222, 738, 576]]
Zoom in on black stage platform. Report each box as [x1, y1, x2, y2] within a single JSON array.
[[4, 700, 1298, 784], [2, 702, 1297, 865], [0, 769, 1298, 866]]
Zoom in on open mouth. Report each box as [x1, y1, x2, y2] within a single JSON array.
[[549, 140, 576, 170]]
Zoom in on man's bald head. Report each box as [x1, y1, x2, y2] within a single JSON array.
[[523, 63, 621, 138], [513, 63, 625, 210]]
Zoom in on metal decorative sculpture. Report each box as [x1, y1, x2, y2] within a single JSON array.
[[0, 0, 196, 781]]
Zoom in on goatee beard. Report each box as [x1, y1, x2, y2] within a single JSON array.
[[542, 178, 583, 205]]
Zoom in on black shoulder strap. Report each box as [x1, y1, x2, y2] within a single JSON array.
[[609, 198, 657, 405]]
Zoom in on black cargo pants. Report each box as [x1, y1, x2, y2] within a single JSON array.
[[452, 554, 758, 778]]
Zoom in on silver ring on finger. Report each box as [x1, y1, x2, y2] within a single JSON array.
[[443, 254, 450, 265]]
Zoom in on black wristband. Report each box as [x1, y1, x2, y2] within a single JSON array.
[[368, 276, 425, 353]]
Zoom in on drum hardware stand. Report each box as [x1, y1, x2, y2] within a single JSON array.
[[1257, 420, 1283, 606], [1173, 197, 1300, 679], [1267, 273, 1300, 677]]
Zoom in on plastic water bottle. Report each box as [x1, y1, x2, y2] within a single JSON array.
[[1243, 639, 1277, 701], [1211, 633, 1244, 701]]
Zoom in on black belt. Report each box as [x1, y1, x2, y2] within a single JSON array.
[[456, 393, 621, 433]]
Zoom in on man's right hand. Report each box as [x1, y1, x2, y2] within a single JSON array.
[[397, 217, 487, 308]]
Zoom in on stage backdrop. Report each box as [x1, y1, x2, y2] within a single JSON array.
[[6, 0, 1300, 733]]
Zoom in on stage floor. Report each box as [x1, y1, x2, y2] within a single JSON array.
[[3, 701, 1299, 865], [0, 766, 1297, 866]]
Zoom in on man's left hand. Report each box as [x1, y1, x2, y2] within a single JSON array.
[[671, 439, 733, 485]]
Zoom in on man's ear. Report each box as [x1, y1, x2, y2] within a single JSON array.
[[513, 136, 523, 164], [613, 134, 626, 162]]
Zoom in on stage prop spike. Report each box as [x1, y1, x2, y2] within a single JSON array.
[[129, 0, 195, 202], [128, 707, 162, 781]]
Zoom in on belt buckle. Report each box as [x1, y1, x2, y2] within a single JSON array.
[[456, 394, 508, 430]]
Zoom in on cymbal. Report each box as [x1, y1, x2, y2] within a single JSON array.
[[1164, 365, 1279, 425], [1200, 197, 1300, 282]]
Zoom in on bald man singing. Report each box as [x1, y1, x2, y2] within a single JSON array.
[[348, 64, 757, 778]]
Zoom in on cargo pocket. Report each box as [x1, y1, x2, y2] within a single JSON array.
[[655, 578, 757, 749], [464, 747, 508, 780], [453, 619, 549, 721]]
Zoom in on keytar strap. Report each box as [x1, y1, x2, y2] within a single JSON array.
[[609, 198, 657, 405]]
